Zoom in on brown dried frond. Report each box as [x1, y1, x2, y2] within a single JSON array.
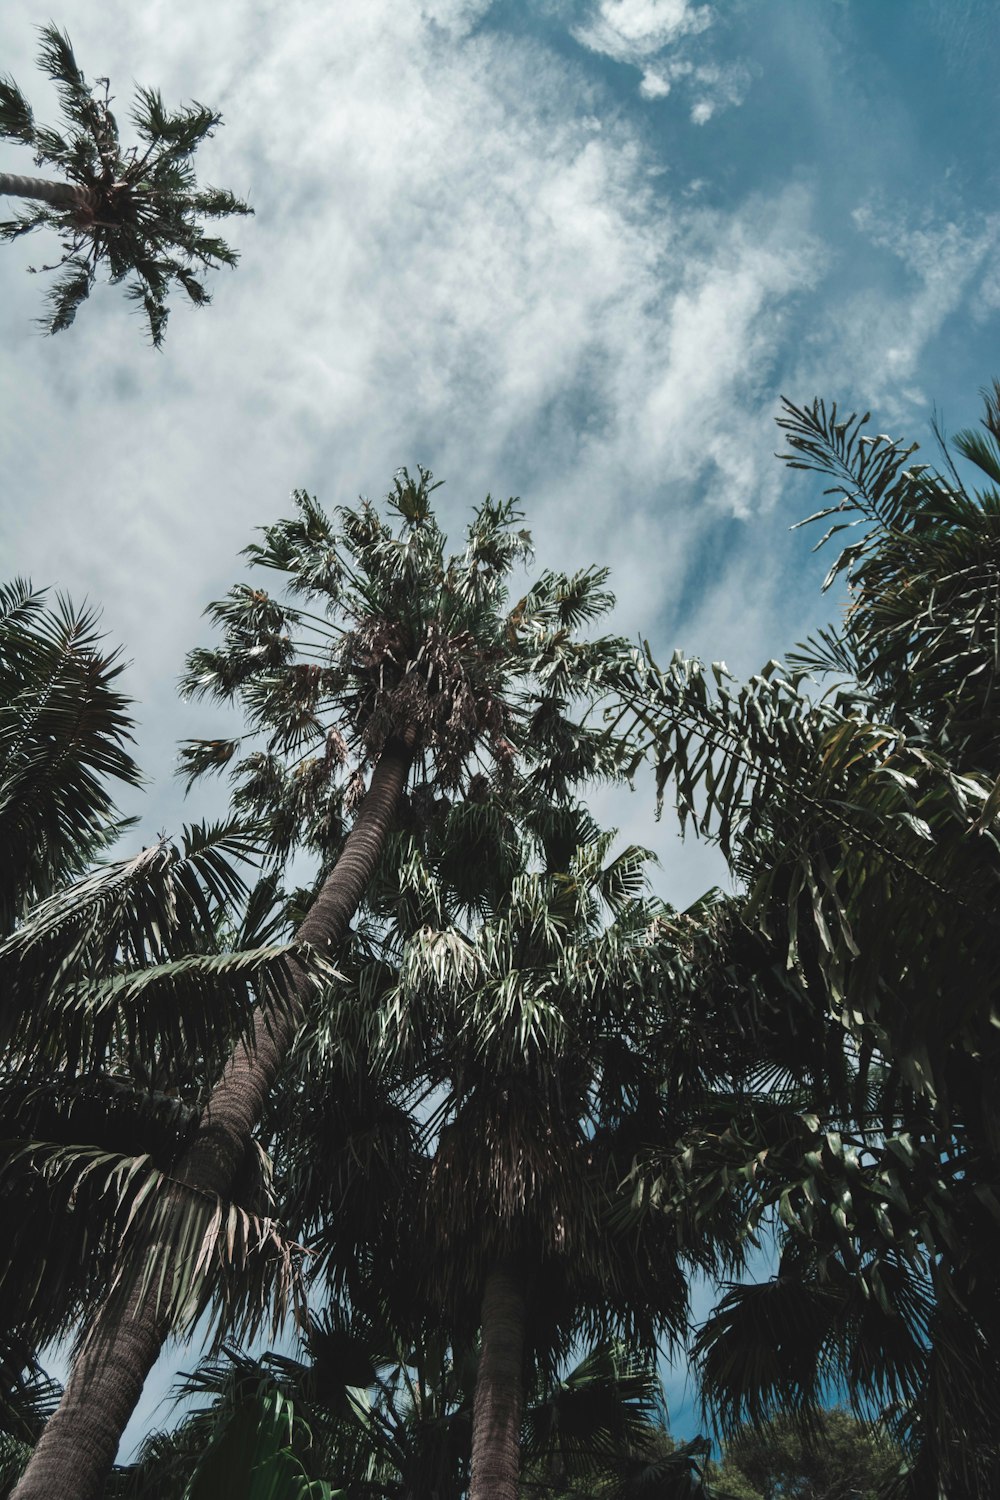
[[324, 726, 349, 770], [343, 768, 367, 815], [339, 612, 515, 792]]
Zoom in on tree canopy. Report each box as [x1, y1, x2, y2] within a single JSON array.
[[711, 1409, 900, 1500], [614, 384, 1000, 1497], [6, 385, 1000, 1499]]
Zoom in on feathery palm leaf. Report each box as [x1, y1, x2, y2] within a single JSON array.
[[0, 581, 138, 931], [612, 384, 1000, 1497]]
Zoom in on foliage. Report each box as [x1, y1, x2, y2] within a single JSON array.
[[181, 469, 629, 870], [0, 584, 337, 1390], [107, 1326, 712, 1500], [0, 580, 139, 933], [178, 1385, 334, 1500], [262, 790, 787, 1398], [0, 24, 251, 342], [711, 1409, 901, 1500], [0, 1349, 59, 1498], [5, 476, 654, 1500], [611, 385, 1000, 1496]]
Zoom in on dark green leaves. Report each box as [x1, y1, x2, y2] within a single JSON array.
[[0, 582, 139, 933], [0, 78, 34, 146]]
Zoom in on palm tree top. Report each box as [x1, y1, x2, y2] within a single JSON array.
[[0, 23, 251, 345], [181, 469, 629, 866]]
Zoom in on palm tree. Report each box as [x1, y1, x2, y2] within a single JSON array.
[[260, 774, 802, 1500], [0, 582, 333, 1497], [15, 473, 628, 1500], [0, 580, 324, 1497], [0, 24, 250, 343], [610, 385, 1000, 1495], [315, 817, 752, 1500], [613, 388, 1000, 1130]]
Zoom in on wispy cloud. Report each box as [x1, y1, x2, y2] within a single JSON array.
[[807, 203, 1000, 418]]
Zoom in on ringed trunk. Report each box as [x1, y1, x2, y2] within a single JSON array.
[[12, 735, 413, 1500], [468, 1257, 528, 1500], [0, 173, 95, 211]]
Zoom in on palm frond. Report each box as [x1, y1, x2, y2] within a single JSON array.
[[0, 585, 139, 929]]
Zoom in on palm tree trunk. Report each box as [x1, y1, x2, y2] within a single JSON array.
[[0, 172, 93, 210], [468, 1257, 528, 1500], [12, 735, 413, 1500]]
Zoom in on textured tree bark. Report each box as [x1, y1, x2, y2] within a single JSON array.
[[12, 736, 413, 1500], [468, 1257, 528, 1500], [0, 172, 94, 210]]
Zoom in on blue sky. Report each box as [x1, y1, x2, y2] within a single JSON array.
[[2, 0, 998, 1458]]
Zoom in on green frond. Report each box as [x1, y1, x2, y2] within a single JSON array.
[[522, 1342, 666, 1471], [34, 25, 93, 125], [595, 843, 656, 913], [953, 379, 1000, 488], [38, 262, 95, 335], [0, 76, 34, 145], [0, 819, 268, 1063], [129, 88, 222, 155], [0, 1352, 60, 1445], [0, 584, 139, 929], [0, 1136, 306, 1348]]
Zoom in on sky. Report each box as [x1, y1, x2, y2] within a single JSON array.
[[2, 0, 999, 1458]]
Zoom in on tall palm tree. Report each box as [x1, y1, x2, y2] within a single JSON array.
[[0, 25, 250, 344], [0, 581, 329, 1491], [14, 473, 628, 1500], [0, 581, 318, 1486]]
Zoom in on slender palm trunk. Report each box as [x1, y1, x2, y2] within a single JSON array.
[[468, 1257, 528, 1500], [0, 172, 94, 210], [12, 736, 413, 1500]]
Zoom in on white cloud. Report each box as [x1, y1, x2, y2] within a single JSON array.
[[419, 0, 495, 35], [0, 1, 822, 765], [574, 0, 713, 60], [817, 204, 1000, 417], [639, 66, 672, 98], [687, 59, 750, 122], [572, 0, 747, 117]]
